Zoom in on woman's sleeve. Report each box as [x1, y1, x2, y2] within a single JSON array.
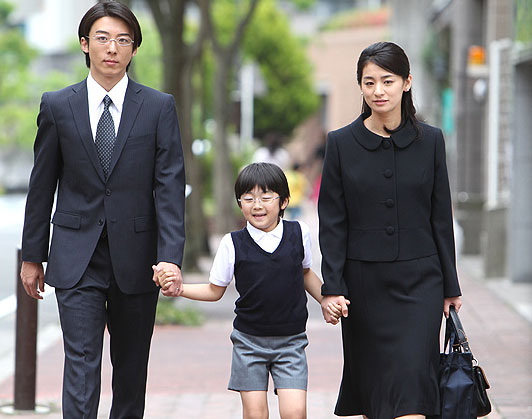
[[318, 132, 349, 296], [431, 130, 462, 297]]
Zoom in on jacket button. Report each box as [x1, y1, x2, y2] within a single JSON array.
[[386, 199, 395, 208], [386, 226, 395, 235], [384, 169, 393, 178], [382, 140, 391, 149], [105, 189, 111, 196], [98, 219, 104, 226]]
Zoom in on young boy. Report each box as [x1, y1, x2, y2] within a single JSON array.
[[157, 162, 340, 419]]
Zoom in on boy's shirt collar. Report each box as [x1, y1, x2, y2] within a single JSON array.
[[246, 219, 284, 243]]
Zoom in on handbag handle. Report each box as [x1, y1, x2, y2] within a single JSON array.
[[447, 305, 472, 353]]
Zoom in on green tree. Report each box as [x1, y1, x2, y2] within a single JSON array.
[[0, 1, 36, 148], [198, 0, 261, 235], [143, 0, 210, 270], [244, 0, 319, 138]]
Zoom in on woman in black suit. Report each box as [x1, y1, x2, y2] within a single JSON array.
[[318, 42, 462, 419]]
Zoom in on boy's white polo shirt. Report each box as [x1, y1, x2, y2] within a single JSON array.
[[209, 219, 313, 288]]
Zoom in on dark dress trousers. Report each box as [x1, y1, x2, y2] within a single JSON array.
[[318, 114, 461, 418], [21, 78, 185, 418]]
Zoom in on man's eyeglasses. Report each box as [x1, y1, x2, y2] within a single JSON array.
[[86, 35, 134, 47], [238, 196, 280, 206]]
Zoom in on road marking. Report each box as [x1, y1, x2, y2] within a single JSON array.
[[0, 295, 15, 319], [0, 322, 62, 384], [0, 288, 55, 320]]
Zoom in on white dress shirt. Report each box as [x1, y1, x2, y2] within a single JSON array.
[[209, 219, 313, 287], [86, 72, 129, 141]]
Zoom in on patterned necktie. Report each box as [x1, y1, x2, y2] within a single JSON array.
[[95, 95, 116, 178]]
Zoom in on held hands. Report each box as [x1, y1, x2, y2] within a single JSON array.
[[152, 262, 183, 297], [321, 295, 350, 325]]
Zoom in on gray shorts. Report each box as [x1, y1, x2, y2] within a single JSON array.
[[228, 328, 309, 392]]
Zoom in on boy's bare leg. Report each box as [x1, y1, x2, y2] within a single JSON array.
[[277, 389, 307, 419], [240, 391, 268, 419]]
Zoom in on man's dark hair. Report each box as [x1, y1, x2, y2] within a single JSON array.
[[78, 1, 142, 69], [235, 163, 290, 218]]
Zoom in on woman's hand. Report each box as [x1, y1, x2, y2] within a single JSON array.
[[443, 296, 462, 318], [321, 295, 350, 325]]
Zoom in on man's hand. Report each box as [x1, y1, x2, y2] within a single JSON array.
[[321, 295, 350, 324], [152, 262, 183, 297], [444, 296, 462, 318], [20, 262, 45, 300]]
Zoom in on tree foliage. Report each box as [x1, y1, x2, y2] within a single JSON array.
[[243, 0, 319, 138], [0, 1, 80, 148], [0, 1, 36, 147]]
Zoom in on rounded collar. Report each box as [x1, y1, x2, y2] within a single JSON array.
[[350, 113, 417, 150]]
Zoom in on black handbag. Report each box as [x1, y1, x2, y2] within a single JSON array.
[[437, 306, 491, 418]]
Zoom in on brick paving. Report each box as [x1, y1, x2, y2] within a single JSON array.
[[0, 234, 531, 418], [0, 258, 531, 418]]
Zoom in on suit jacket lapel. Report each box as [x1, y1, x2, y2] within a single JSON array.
[[69, 80, 106, 183], [107, 79, 143, 178]]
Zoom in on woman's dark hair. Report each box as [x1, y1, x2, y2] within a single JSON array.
[[78, 1, 142, 69], [356, 41, 420, 136], [235, 163, 290, 218]]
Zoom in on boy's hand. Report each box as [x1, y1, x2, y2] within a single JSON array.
[[321, 295, 350, 325], [152, 265, 183, 297], [157, 269, 176, 289], [326, 302, 344, 325]]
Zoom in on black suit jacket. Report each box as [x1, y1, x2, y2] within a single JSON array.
[[21, 78, 185, 294], [318, 114, 461, 298]]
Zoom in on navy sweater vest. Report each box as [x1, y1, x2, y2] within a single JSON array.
[[231, 220, 308, 336]]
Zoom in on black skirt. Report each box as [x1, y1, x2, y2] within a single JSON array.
[[335, 254, 444, 419]]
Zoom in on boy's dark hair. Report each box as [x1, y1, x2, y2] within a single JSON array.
[[235, 163, 290, 218], [78, 1, 142, 70]]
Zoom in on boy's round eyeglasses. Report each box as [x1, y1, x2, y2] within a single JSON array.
[[85, 35, 134, 47], [238, 196, 280, 206]]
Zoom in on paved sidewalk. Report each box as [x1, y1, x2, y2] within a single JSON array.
[[0, 256, 531, 418], [1, 199, 531, 419]]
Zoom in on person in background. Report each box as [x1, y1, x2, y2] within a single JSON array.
[[284, 162, 308, 220], [19, 2, 185, 417], [318, 41, 462, 419], [252, 131, 291, 170], [158, 162, 343, 419]]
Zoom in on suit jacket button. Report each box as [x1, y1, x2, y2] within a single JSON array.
[[384, 169, 393, 178], [382, 140, 391, 149], [386, 199, 395, 208], [105, 189, 111, 196], [386, 226, 395, 235], [98, 219, 104, 226]]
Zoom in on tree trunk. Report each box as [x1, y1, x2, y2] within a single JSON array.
[[201, 0, 261, 235], [180, 58, 209, 270], [212, 56, 237, 234], [144, 0, 209, 271]]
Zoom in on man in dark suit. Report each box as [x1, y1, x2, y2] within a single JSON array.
[[19, 2, 185, 418]]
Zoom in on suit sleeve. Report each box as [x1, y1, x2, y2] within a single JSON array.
[[318, 132, 349, 296], [431, 129, 461, 297], [21, 93, 61, 263], [154, 94, 186, 266]]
